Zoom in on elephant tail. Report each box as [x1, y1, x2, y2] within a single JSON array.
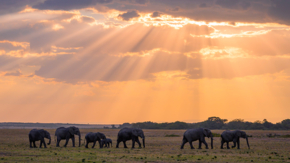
[[182, 135, 186, 141], [83, 138, 86, 145]]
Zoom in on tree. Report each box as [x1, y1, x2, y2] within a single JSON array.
[[263, 119, 274, 129], [281, 119, 290, 129]]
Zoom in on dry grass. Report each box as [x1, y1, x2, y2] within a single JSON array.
[[0, 129, 290, 162]]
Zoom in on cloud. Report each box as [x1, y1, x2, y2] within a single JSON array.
[[268, 0, 290, 24], [33, 0, 113, 10], [2, 0, 290, 26], [199, 3, 207, 8], [151, 11, 161, 18], [215, 0, 251, 10], [4, 70, 22, 76], [0, 0, 41, 15], [118, 10, 140, 21]]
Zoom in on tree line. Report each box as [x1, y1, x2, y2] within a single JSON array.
[[118, 117, 290, 130]]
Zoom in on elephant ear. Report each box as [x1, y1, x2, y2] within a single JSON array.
[[69, 127, 74, 135], [236, 131, 242, 137], [132, 129, 138, 137], [203, 129, 209, 137], [40, 130, 45, 137]]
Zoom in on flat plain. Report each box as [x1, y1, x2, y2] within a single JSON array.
[[0, 129, 289, 162]]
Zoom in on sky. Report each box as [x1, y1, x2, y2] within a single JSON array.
[[0, 0, 290, 124]]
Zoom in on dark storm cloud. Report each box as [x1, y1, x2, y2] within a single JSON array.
[[199, 3, 207, 8], [118, 10, 140, 20], [1, 0, 290, 25], [33, 0, 113, 10], [268, 0, 290, 24], [215, 0, 251, 10], [0, 0, 41, 15]]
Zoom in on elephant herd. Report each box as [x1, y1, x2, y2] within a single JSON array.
[[28, 127, 250, 150], [181, 128, 250, 149]]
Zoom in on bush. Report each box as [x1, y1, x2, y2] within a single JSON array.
[[212, 133, 221, 137], [165, 134, 180, 137]]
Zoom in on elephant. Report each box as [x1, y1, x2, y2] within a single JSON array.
[[180, 128, 213, 149], [221, 130, 250, 149], [55, 126, 81, 147], [29, 129, 51, 148], [101, 138, 112, 148], [116, 128, 145, 149], [84, 132, 106, 148]]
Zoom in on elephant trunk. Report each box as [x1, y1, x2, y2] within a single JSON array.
[[210, 136, 213, 149], [142, 137, 145, 148], [246, 136, 250, 149], [78, 133, 81, 147], [47, 134, 51, 145], [48, 138, 51, 145]]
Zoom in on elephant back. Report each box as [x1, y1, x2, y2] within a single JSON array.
[[29, 129, 39, 138], [29, 129, 38, 134], [118, 128, 132, 137], [221, 130, 235, 140], [55, 127, 66, 136]]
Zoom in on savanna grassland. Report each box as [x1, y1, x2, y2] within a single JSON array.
[[0, 129, 290, 163]]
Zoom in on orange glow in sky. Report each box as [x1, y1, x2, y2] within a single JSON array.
[[0, 1, 290, 124]]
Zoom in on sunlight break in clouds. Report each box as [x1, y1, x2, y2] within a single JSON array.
[[0, 0, 290, 124]]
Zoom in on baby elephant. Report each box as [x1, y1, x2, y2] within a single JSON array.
[[85, 132, 106, 148], [101, 138, 112, 148], [29, 129, 51, 148]]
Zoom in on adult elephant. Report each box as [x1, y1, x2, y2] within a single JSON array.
[[84, 132, 106, 148], [180, 128, 213, 149], [29, 129, 51, 148], [55, 126, 81, 147], [116, 128, 145, 149], [101, 138, 112, 148], [221, 130, 250, 149]]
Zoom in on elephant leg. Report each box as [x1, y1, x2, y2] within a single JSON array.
[[92, 141, 96, 148], [29, 136, 33, 148], [98, 140, 102, 148], [43, 139, 47, 148], [226, 142, 230, 149], [116, 139, 120, 148], [64, 138, 69, 147], [237, 138, 240, 149], [72, 136, 75, 147], [180, 138, 188, 149], [123, 141, 128, 148], [198, 140, 202, 149], [132, 138, 135, 148], [33, 141, 37, 148], [39, 140, 43, 148], [136, 138, 141, 148], [29, 140, 33, 148], [201, 139, 209, 149], [232, 139, 237, 148], [189, 141, 195, 149], [85, 140, 89, 148], [221, 139, 225, 149], [56, 137, 61, 147]]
